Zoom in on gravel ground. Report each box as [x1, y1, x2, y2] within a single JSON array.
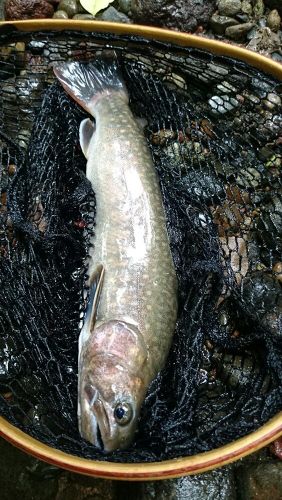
[[2, 0, 282, 61]]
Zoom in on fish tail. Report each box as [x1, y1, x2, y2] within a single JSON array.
[[53, 55, 128, 114]]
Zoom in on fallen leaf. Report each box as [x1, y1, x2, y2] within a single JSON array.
[[80, 0, 114, 16]]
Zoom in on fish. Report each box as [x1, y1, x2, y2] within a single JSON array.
[[54, 57, 178, 452]]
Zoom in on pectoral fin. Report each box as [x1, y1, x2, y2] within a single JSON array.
[[79, 118, 95, 159], [85, 264, 105, 332]]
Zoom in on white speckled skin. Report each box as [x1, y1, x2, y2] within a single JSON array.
[[78, 93, 178, 450], [54, 61, 177, 451], [86, 94, 178, 371]]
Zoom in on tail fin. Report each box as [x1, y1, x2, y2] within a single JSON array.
[[53, 57, 128, 114]]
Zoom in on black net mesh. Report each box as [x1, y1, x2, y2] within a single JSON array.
[[0, 28, 281, 462]]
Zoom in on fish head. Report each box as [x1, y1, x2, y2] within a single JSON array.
[[79, 320, 149, 452]]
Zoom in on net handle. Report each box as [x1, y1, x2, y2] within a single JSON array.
[[0, 414, 282, 479], [0, 20, 281, 80]]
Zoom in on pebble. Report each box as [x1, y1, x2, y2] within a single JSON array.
[[119, 0, 131, 14], [253, 0, 265, 19], [263, 92, 281, 110], [272, 262, 282, 282], [57, 0, 79, 17], [216, 81, 237, 93], [270, 437, 282, 459], [177, 170, 226, 205], [247, 25, 282, 53], [72, 13, 95, 19], [8, 164, 16, 176], [26, 40, 46, 55], [225, 22, 254, 39], [151, 129, 176, 146], [241, 0, 252, 15], [236, 166, 262, 189], [266, 9, 281, 31], [265, 154, 282, 169], [210, 14, 239, 35], [208, 94, 239, 114], [163, 72, 187, 89], [259, 146, 274, 160], [218, 0, 242, 17], [98, 6, 131, 23], [53, 10, 69, 18], [272, 52, 282, 63], [235, 13, 250, 22]]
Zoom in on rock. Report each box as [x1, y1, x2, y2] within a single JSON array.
[[131, 0, 216, 33], [241, 0, 252, 15], [176, 170, 226, 205], [267, 9, 281, 31], [119, 0, 132, 14], [235, 12, 250, 22], [98, 6, 131, 23], [270, 437, 282, 459], [253, 0, 265, 19], [264, 0, 282, 16], [236, 463, 282, 500], [116, 467, 236, 500], [272, 52, 282, 62], [72, 13, 95, 19], [209, 94, 240, 114], [4, 0, 54, 20], [236, 166, 262, 189], [262, 92, 281, 110], [272, 262, 282, 283], [0, 439, 59, 500], [53, 9, 68, 17], [225, 22, 254, 39], [246, 26, 281, 54], [57, 0, 79, 17], [218, 0, 242, 17], [210, 14, 239, 35]]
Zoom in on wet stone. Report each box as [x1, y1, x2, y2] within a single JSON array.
[[209, 94, 239, 114], [210, 14, 239, 35], [98, 6, 131, 23], [241, 0, 252, 15], [218, 0, 242, 17], [72, 13, 95, 19], [236, 462, 282, 500], [57, 0, 79, 17], [130, 0, 216, 33], [118, 0, 131, 14], [272, 52, 282, 63], [253, 0, 265, 19], [225, 22, 254, 39], [53, 9, 69, 18], [263, 92, 281, 110], [267, 9, 281, 32], [116, 467, 236, 499], [4, 0, 54, 20]]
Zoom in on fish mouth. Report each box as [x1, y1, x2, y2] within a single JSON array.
[[79, 388, 110, 451], [92, 397, 110, 451]]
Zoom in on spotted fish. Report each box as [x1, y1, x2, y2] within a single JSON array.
[[54, 58, 178, 452]]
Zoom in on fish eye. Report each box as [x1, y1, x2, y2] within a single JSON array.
[[114, 402, 133, 425]]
